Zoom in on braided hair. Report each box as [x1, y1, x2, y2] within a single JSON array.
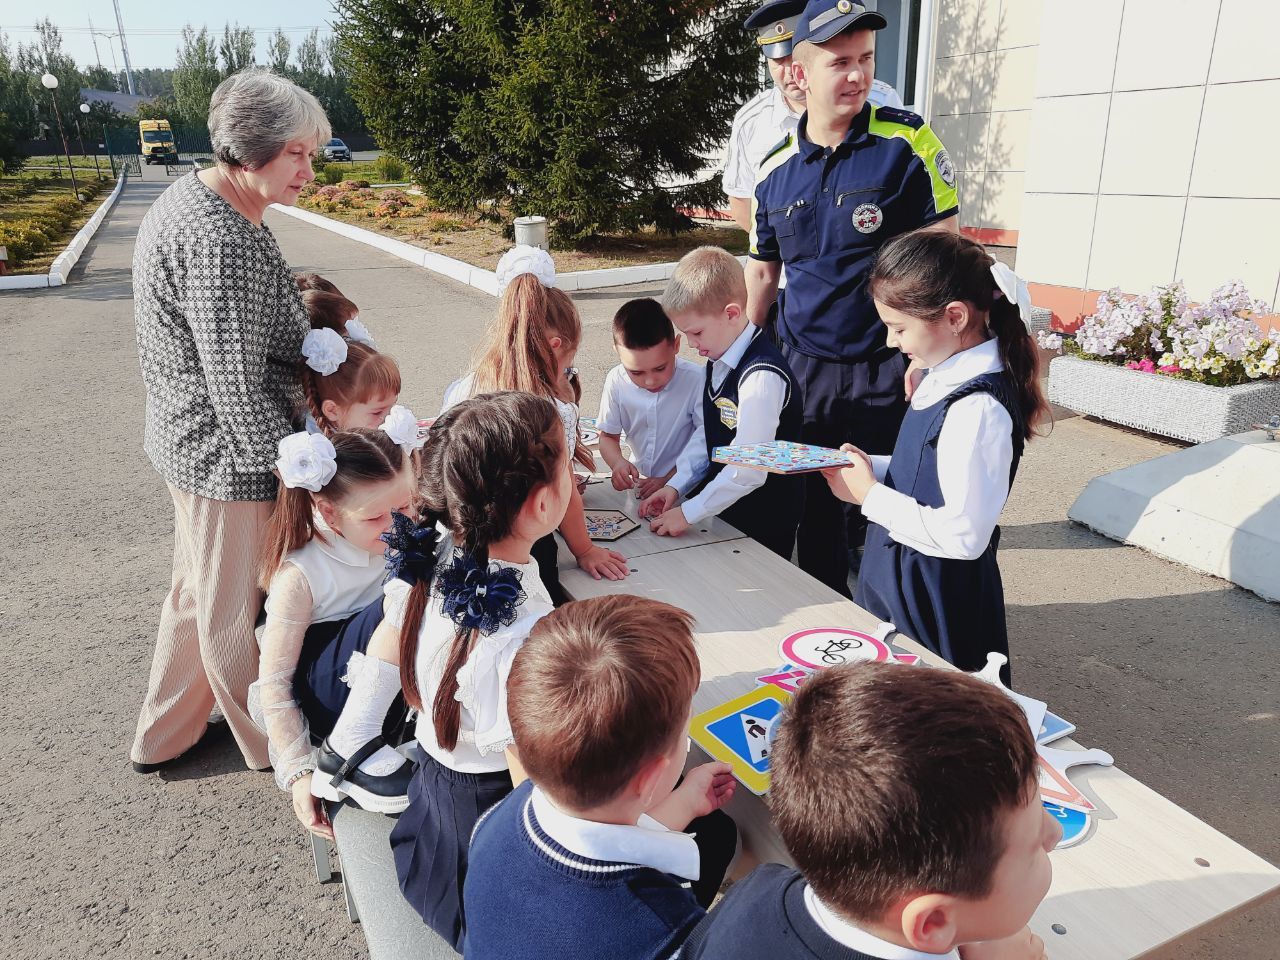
[[396, 391, 565, 750], [868, 231, 1049, 442]]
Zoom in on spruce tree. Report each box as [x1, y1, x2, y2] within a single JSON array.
[[336, 0, 759, 241]]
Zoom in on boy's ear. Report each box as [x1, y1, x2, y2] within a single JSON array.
[[672, 333, 682, 352], [898, 894, 960, 954], [320, 398, 342, 425], [725, 302, 743, 323], [632, 751, 672, 810]]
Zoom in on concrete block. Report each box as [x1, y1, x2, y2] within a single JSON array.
[[0, 274, 50, 290], [1068, 431, 1280, 602]]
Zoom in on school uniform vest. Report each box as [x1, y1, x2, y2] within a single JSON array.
[[702, 329, 805, 557], [855, 372, 1024, 673], [683, 863, 887, 960]]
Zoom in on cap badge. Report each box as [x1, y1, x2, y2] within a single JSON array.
[[775, 21, 787, 34], [837, 0, 854, 13]]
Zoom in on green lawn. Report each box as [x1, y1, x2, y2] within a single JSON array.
[[0, 174, 106, 274]]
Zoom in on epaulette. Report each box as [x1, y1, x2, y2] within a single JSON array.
[[872, 106, 924, 129], [758, 133, 795, 167]]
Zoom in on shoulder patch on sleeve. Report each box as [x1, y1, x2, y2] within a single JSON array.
[[759, 133, 795, 167], [867, 114, 959, 215], [871, 105, 924, 129]]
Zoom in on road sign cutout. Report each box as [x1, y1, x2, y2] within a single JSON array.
[[690, 685, 792, 796]]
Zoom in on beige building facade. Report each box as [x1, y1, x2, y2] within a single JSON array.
[[924, 0, 1280, 327]]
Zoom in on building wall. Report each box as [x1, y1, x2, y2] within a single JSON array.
[[1015, 0, 1280, 327], [930, 0, 1042, 244]]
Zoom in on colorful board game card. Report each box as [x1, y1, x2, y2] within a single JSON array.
[[583, 509, 640, 542], [417, 418, 437, 441], [1038, 711, 1076, 745], [690, 686, 792, 795], [580, 429, 600, 446], [756, 663, 810, 695], [712, 440, 855, 475], [1044, 801, 1091, 849]]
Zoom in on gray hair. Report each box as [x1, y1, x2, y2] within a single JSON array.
[[662, 246, 748, 315], [208, 69, 332, 169]]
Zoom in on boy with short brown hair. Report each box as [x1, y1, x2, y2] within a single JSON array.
[[462, 595, 738, 960], [684, 661, 1058, 960]]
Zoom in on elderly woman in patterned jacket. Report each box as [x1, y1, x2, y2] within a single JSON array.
[[130, 69, 331, 775]]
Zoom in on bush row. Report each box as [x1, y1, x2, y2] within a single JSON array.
[[0, 180, 104, 267]]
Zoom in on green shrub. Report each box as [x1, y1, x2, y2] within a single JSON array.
[[319, 164, 346, 185], [372, 154, 406, 183], [0, 219, 53, 264]]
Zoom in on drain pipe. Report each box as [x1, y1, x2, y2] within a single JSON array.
[[913, 0, 940, 122]]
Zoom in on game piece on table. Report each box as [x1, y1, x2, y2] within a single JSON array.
[[1044, 801, 1092, 849], [1037, 744, 1113, 813], [583, 509, 640, 542], [973, 652, 1048, 740], [416, 417, 437, 441], [579, 416, 598, 430], [711, 440, 855, 475], [690, 685, 792, 796], [778, 627, 920, 672], [1038, 710, 1076, 745], [756, 663, 810, 695], [580, 429, 600, 446]]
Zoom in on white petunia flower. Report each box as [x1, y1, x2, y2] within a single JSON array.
[[276, 431, 338, 491], [301, 327, 348, 375]]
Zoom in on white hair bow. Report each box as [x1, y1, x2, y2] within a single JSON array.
[[345, 316, 376, 348], [380, 404, 427, 454], [276, 431, 338, 492], [990, 262, 1033, 329], [301, 327, 348, 375], [495, 244, 557, 295]]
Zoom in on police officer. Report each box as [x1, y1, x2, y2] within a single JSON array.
[[745, 0, 959, 596], [724, 1, 905, 233]]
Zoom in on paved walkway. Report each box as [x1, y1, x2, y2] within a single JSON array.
[[0, 178, 1274, 958]]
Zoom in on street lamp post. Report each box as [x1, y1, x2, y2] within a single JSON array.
[[41, 73, 80, 199], [80, 104, 102, 180]]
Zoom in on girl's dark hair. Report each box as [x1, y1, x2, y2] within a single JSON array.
[[869, 231, 1049, 441], [397, 391, 565, 750], [299, 290, 402, 433], [257, 429, 407, 589]]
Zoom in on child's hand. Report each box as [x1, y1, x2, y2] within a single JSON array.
[[650, 507, 690, 538], [904, 356, 928, 400], [638, 485, 678, 520], [676, 761, 737, 821], [291, 775, 334, 842], [822, 444, 876, 505], [636, 470, 674, 501], [958, 927, 1046, 960], [576, 545, 630, 581], [611, 460, 641, 491]]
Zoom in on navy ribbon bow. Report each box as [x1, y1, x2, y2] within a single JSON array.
[[435, 550, 527, 635], [381, 512, 440, 585]]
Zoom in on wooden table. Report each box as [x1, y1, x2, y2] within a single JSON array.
[[558, 504, 1280, 960], [573, 475, 746, 559]]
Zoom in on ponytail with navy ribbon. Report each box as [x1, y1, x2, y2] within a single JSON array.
[[435, 550, 527, 635], [381, 511, 441, 586]]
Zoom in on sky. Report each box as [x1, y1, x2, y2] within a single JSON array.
[[2, 0, 338, 72]]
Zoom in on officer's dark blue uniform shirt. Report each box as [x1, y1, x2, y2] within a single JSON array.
[[750, 103, 960, 362]]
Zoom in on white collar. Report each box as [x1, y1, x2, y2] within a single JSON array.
[[529, 787, 701, 881], [312, 513, 378, 567], [913, 338, 1003, 407], [804, 886, 960, 960], [771, 86, 803, 128], [715, 323, 759, 373]]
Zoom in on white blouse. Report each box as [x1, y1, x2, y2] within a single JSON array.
[[385, 556, 554, 773], [862, 339, 1015, 561], [596, 357, 703, 478], [251, 521, 386, 789], [441, 372, 579, 456]]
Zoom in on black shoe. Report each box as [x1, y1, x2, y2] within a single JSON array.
[[131, 757, 175, 774], [311, 738, 413, 814]]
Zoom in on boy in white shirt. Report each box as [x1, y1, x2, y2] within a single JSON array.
[[639, 247, 804, 558], [596, 299, 704, 500]]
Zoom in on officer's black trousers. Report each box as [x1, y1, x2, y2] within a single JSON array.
[[780, 342, 908, 597]]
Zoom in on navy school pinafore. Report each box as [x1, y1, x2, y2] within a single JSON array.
[[854, 372, 1024, 675]]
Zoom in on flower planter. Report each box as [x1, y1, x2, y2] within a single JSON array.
[[1047, 355, 1280, 443]]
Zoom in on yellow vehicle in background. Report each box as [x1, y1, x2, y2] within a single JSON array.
[[139, 119, 175, 164]]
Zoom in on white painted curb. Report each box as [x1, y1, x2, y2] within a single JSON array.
[[269, 201, 745, 297], [0, 172, 127, 291]]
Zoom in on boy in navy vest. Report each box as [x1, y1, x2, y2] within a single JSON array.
[[683, 662, 1059, 960], [462, 596, 738, 960], [639, 246, 804, 558]]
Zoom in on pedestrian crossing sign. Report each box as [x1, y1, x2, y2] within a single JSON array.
[[690, 685, 792, 796]]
